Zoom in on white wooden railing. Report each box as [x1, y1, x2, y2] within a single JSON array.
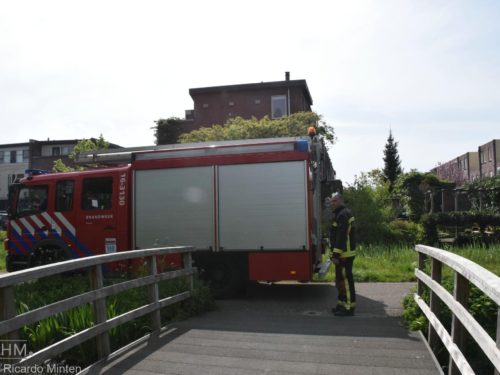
[[415, 244, 500, 375], [0, 246, 195, 369]]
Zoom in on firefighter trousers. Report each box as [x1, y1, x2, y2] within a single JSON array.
[[334, 256, 356, 311]]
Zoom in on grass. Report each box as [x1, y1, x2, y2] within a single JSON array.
[[316, 243, 500, 283]]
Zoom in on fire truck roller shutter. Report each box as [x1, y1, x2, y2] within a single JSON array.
[[134, 166, 214, 250], [218, 161, 308, 251]]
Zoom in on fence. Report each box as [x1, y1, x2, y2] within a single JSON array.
[[0, 246, 195, 368], [414, 244, 500, 375]]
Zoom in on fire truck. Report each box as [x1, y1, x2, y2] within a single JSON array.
[[5, 136, 335, 297]]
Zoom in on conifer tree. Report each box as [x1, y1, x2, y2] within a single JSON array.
[[383, 130, 403, 191]]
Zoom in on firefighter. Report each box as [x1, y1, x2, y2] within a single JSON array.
[[329, 192, 356, 316]]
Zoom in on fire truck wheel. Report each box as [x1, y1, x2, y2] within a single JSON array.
[[31, 244, 68, 267], [205, 259, 244, 299]]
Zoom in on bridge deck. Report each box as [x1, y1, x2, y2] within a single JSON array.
[[85, 282, 441, 375]]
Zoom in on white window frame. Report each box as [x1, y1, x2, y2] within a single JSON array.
[[271, 95, 287, 119]]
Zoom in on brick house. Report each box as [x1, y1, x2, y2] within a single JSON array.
[[478, 139, 499, 178], [0, 139, 121, 210], [457, 152, 480, 185], [163, 73, 313, 143], [433, 158, 460, 185]]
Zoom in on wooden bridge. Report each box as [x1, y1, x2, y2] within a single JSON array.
[[1, 245, 499, 374]]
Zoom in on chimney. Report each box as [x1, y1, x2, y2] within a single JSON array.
[[285, 71, 290, 81]]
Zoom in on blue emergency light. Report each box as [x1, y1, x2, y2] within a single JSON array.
[[25, 169, 50, 176], [294, 140, 309, 152]]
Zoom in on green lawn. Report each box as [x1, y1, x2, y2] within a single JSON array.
[[2, 232, 499, 282], [316, 243, 500, 283]]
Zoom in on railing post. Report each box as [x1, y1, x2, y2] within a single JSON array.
[[0, 286, 18, 341], [90, 265, 110, 359], [448, 273, 469, 375], [147, 255, 161, 334], [0, 285, 20, 363], [495, 307, 500, 375], [428, 258, 442, 351], [417, 251, 426, 297], [183, 251, 194, 292]]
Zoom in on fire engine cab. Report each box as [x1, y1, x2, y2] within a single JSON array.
[[5, 137, 335, 297]]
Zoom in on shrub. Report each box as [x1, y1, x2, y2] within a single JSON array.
[[421, 212, 500, 245], [15, 273, 214, 367], [387, 220, 424, 245]]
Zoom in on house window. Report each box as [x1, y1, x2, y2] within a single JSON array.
[[23, 150, 29, 161], [16, 150, 24, 163], [271, 95, 287, 119], [8, 174, 24, 185], [10, 151, 16, 163], [0, 151, 3, 164], [62, 147, 70, 156], [52, 147, 61, 156], [202, 103, 209, 109]]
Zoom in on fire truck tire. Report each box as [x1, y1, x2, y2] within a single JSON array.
[[30, 242, 69, 267]]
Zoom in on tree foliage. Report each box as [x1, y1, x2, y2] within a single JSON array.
[[463, 176, 500, 214], [393, 171, 453, 222], [382, 131, 403, 191], [178, 112, 335, 145], [52, 135, 110, 173], [153, 117, 184, 145], [343, 170, 392, 244]]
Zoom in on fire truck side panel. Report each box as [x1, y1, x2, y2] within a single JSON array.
[[248, 251, 312, 281], [134, 166, 215, 250], [218, 161, 308, 251]]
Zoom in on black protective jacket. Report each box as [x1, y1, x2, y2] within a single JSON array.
[[329, 205, 356, 259]]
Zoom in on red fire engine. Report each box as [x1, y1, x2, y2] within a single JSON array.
[[5, 136, 335, 297]]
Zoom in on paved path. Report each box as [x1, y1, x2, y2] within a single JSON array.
[[86, 282, 441, 375]]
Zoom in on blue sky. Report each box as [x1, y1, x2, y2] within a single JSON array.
[[0, 1, 499, 183]]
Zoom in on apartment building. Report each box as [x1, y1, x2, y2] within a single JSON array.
[[0, 142, 29, 210], [478, 139, 500, 178], [163, 72, 314, 143], [189, 72, 312, 128], [432, 139, 498, 185], [0, 138, 121, 210]]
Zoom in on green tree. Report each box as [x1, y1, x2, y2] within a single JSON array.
[[464, 176, 500, 214], [178, 112, 335, 145], [153, 117, 184, 145], [393, 171, 453, 222], [52, 135, 110, 172], [382, 131, 403, 191], [343, 170, 394, 244]]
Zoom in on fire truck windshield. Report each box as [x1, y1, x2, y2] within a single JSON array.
[[16, 185, 48, 216]]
